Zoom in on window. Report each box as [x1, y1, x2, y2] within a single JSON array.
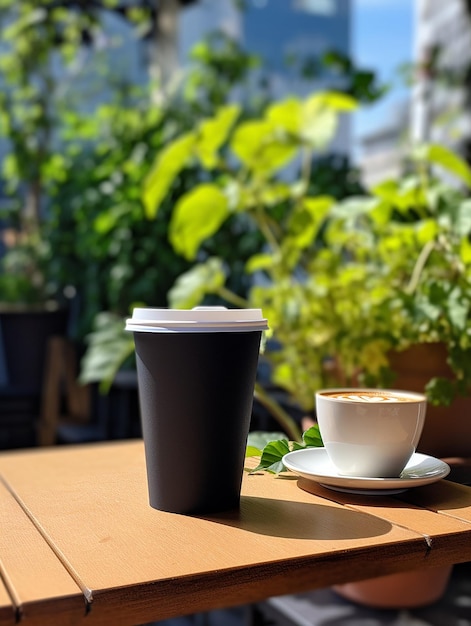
[[294, 0, 337, 16]]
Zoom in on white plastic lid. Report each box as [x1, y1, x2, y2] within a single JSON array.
[[125, 307, 268, 333]]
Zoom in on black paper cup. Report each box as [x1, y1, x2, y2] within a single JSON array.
[[126, 307, 268, 515]]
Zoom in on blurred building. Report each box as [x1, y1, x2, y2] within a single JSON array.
[[412, 0, 471, 152], [358, 0, 471, 188], [357, 100, 409, 189], [0, 0, 353, 192], [180, 0, 352, 154]]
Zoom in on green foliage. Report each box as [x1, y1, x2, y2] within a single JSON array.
[[142, 133, 196, 219], [247, 425, 323, 474], [168, 258, 227, 309], [0, 0, 392, 412], [40, 94, 194, 337], [312, 149, 471, 406], [184, 31, 261, 112], [0, 0, 267, 340], [79, 310, 135, 392], [0, 0, 157, 311], [138, 90, 362, 420], [170, 184, 230, 260], [142, 82, 471, 415]]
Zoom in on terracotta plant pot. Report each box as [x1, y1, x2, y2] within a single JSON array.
[[333, 565, 453, 609], [328, 343, 469, 609], [389, 343, 471, 460]]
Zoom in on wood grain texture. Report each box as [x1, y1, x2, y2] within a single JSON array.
[[0, 441, 470, 626], [0, 579, 14, 626], [0, 474, 87, 625]]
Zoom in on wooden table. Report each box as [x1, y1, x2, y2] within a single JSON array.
[[1, 440, 471, 626]]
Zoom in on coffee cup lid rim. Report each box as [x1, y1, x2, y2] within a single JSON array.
[[125, 307, 268, 332]]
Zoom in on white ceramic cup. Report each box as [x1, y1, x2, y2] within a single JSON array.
[[315, 389, 427, 478]]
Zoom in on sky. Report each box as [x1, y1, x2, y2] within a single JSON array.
[[352, 0, 414, 144]]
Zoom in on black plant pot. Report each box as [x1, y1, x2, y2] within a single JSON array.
[[0, 307, 69, 394]]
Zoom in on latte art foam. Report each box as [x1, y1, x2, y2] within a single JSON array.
[[324, 391, 412, 403]]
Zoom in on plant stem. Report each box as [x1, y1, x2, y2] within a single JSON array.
[[254, 383, 303, 442], [406, 239, 436, 295], [301, 145, 313, 189], [217, 286, 249, 309], [254, 205, 280, 254]]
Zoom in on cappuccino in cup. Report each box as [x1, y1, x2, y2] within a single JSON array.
[[316, 389, 427, 478], [322, 390, 415, 403]]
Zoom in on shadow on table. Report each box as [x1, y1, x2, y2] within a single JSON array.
[[201, 494, 392, 540]]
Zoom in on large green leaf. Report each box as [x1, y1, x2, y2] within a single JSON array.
[[416, 219, 439, 245], [456, 199, 471, 236], [300, 92, 356, 149], [231, 120, 297, 175], [79, 312, 134, 391], [251, 438, 290, 473], [168, 257, 226, 309], [460, 236, 471, 264], [447, 286, 469, 331], [313, 91, 358, 112], [423, 144, 471, 188], [246, 253, 275, 274], [302, 425, 323, 447], [301, 104, 337, 148], [372, 180, 399, 202], [265, 98, 302, 135], [169, 184, 229, 260], [331, 195, 377, 219], [142, 132, 195, 219], [196, 104, 240, 168], [298, 93, 352, 149], [287, 196, 333, 249]]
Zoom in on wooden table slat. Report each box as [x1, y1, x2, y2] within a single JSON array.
[[1, 441, 471, 626], [0, 578, 15, 626], [0, 474, 86, 625]]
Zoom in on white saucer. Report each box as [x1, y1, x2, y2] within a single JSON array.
[[282, 448, 450, 495]]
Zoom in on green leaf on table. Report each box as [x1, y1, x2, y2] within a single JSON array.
[[168, 257, 226, 309], [251, 439, 290, 474], [246, 445, 262, 457], [302, 425, 323, 447], [169, 184, 229, 260]]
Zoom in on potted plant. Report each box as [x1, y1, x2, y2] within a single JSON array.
[[319, 151, 471, 464], [0, 3, 103, 393], [0, 2, 196, 394], [137, 82, 471, 448]]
